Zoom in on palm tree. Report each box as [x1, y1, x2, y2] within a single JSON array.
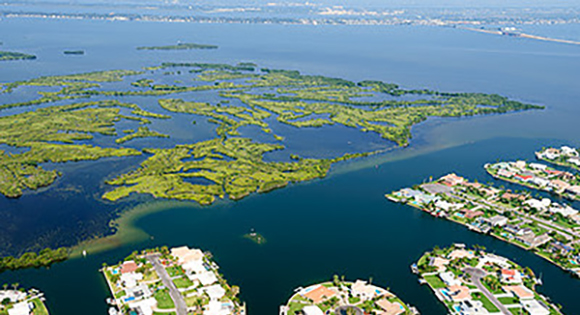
[[11, 283, 19, 291]]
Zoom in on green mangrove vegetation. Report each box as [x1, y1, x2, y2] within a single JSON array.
[[102, 137, 370, 205], [0, 51, 36, 61], [0, 100, 174, 197], [137, 42, 218, 50], [0, 61, 542, 202], [116, 127, 169, 144], [0, 247, 68, 272]]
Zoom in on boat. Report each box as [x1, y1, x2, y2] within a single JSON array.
[[410, 263, 419, 274], [108, 307, 118, 315]]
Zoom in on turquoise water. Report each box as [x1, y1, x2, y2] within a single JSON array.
[[0, 18, 579, 315]]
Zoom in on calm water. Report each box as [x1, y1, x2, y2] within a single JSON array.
[[0, 18, 579, 315]]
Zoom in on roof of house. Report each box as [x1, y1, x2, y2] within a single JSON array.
[[376, 299, 405, 315], [447, 285, 470, 301], [171, 246, 204, 264], [302, 305, 325, 315], [121, 261, 138, 274], [302, 285, 337, 304], [448, 249, 475, 260], [503, 285, 534, 299]]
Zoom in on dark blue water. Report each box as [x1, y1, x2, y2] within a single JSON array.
[[0, 18, 579, 315]]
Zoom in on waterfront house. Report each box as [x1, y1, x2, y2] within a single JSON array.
[[448, 249, 475, 260], [120, 261, 138, 274], [7, 302, 31, 315], [540, 148, 561, 160], [530, 177, 550, 187], [565, 185, 580, 196], [514, 174, 533, 182], [435, 200, 463, 212], [376, 298, 406, 315], [440, 173, 465, 186], [549, 179, 570, 192], [422, 183, 453, 195], [351, 280, 385, 300], [568, 156, 580, 167], [487, 215, 508, 227], [439, 272, 460, 287], [458, 300, 487, 315], [171, 246, 204, 265], [301, 305, 324, 315], [530, 163, 547, 171], [521, 299, 551, 315], [460, 209, 484, 219], [429, 257, 450, 272], [500, 269, 522, 284], [302, 285, 337, 304], [203, 284, 226, 301], [503, 224, 520, 235], [561, 146, 578, 156], [442, 285, 470, 302], [549, 241, 574, 256], [497, 169, 514, 178], [414, 192, 438, 205], [503, 285, 534, 300], [517, 233, 551, 248]]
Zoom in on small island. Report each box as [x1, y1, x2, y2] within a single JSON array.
[[243, 229, 266, 245], [415, 244, 563, 315], [0, 286, 50, 315], [0, 51, 36, 61], [281, 276, 418, 315], [63, 50, 84, 55], [102, 245, 244, 315], [137, 42, 218, 51]]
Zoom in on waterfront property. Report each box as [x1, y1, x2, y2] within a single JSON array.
[[536, 146, 580, 171], [386, 173, 580, 277], [102, 246, 244, 315], [280, 276, 417, 315], [0, 287, 50, 315], [415, 245, 563, 315], [485, 160, 580, 201]]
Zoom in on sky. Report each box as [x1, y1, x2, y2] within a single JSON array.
[[11, 0, 580, 8]]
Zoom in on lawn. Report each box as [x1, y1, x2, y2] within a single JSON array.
[[498, 296, 519, 305], [173, 276, 194, 289], [424, 275, 446, 289], [31, 299, 49, 315], [154, 289, 175, 309], [166, 266, 184, 277], [474, 294, 499, 313]]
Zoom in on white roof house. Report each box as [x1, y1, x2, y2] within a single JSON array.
[[120, 272, 143, 289], [204, 300, 232, 315], [7, 302, 31, 315], [0, 290, 26, 303], [203, 284, 226, 301], [183, 259, 206, 274], [561, 146, 578, 156], [130, 297, 156, 315], [439, 272, 460, 287], [302, 305, 325, 315], [488, 215, 508, 227], [521, 299, 550, 315], [196, 271, 218, 286]]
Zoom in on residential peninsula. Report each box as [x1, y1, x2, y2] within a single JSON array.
[[102, 246, 244, 315], [280, 276, 418, 315], [414, 244, 563, 315]]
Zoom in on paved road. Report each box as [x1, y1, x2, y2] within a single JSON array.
[[146, 254, 188, 315], [464, 267, 511, 315]]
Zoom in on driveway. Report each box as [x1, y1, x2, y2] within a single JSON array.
[[464, 267, 511, 315], [146, 254, 188, 315]]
